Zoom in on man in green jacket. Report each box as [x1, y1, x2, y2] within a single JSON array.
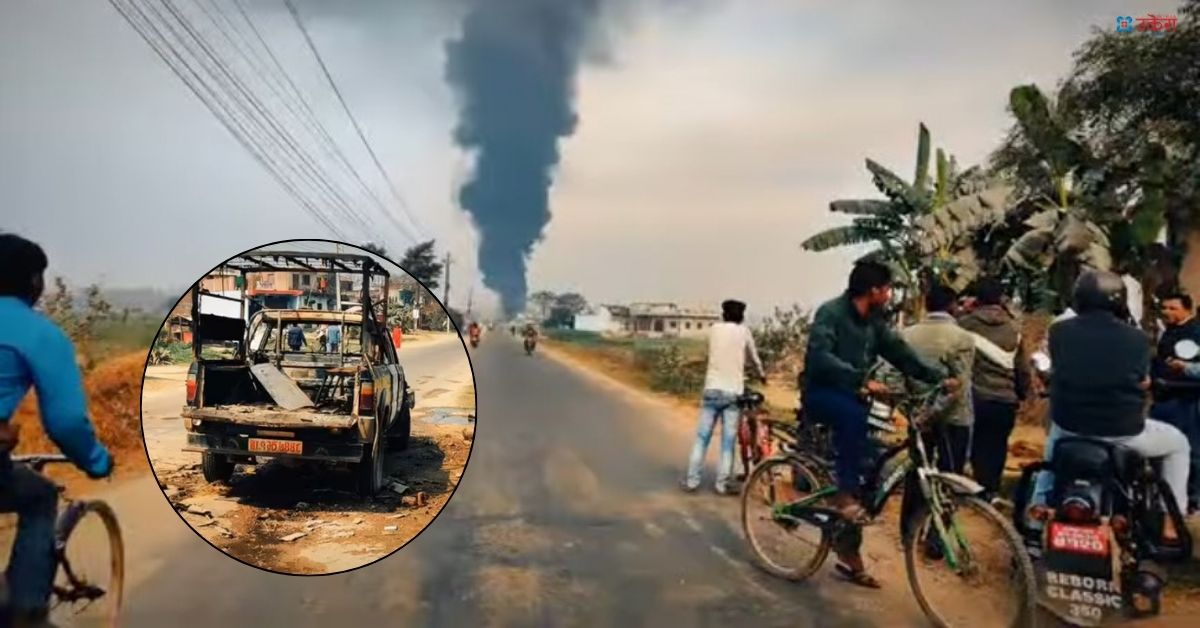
[[803, 261, 951, 587]]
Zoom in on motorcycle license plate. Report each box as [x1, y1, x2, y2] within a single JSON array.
[[248, 438, 303, 455], [1048, 522, 1108, 556]]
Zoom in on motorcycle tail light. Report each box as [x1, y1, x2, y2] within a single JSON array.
[[1027, 504, 1053, 522], [1061, 496, 1097, 523], [1111, 514, 1130, 536]]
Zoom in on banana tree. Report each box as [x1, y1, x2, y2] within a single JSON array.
[[990, 84, 1166, 317], [803, 124, 1019, 316]]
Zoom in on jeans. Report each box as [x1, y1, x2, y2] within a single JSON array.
[[970, 398, 1018, 495], [0, 458, 58, 613], [684, 389, 741, 491], [1151, 398, 1200, 509], [805, 386, 869, 495], [1033, 419, 1192, 514]]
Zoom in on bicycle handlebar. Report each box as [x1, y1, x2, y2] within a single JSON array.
[[10, 453, 71, 471]]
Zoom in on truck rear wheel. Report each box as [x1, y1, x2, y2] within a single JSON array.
[[356, 438, 385, 497], [202, 452, 234, 483], [388, 404, 411, 451]]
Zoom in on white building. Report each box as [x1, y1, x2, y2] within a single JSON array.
[[573, 305, 631, 334]]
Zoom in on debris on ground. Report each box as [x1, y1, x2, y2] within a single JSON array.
[[383, 526, 398, 533], [388, 481, 409, 496], [280, 532, 308, 542]]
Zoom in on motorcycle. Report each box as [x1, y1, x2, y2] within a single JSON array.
[[524, 335, 537, 356], [1011, 344, 1194, 625]]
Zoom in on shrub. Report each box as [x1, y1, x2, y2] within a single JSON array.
[[753, 305, 812, 380]]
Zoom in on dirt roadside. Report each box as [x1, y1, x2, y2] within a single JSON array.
[[141, 334, 475, 574]]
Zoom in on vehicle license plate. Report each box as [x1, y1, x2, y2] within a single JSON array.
[[1048, 522, 1108, 556], [247, 438, 303, 455]]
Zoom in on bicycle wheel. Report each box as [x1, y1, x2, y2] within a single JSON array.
[[904, 489, 1036, 628], [50, 500, 124, 628], [740, 455, 832, 580]]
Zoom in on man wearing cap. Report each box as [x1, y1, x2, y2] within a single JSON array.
[[681, 299, 766, 495]]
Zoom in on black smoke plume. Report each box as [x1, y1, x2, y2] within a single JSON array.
[[445, 0, 602, 316]]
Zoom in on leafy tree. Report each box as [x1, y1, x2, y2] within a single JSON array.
[[803, 123, 1017, 314], [529, 290, 557, 323], [544, 293, 589, 329], [398, 240, 443, 291]]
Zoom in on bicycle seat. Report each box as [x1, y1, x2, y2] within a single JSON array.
[[1052, 436, 1144, 484], [737, 390, 765, 408]]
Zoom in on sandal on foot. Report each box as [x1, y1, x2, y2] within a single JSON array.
[[836, 502, 871, 525], [834, 563, 882, 589]]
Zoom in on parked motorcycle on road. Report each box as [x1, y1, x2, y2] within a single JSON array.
[[1011, 344, 1194, 625]]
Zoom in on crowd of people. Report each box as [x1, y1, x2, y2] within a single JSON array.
[[682, 259, 1200, 587]]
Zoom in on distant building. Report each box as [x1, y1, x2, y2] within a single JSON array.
[[574, 305, 631, 335], [628, 303, 719, 338]]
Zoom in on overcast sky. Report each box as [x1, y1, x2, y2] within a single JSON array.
[[1, 0, 1181, 317]]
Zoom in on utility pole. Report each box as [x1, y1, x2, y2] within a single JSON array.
[[466, 286, 475, 319], [442, 252, 451, 305]]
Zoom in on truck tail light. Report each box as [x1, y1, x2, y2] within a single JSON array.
[[359, 381, 374, 415], [186, 364, 198, 405]]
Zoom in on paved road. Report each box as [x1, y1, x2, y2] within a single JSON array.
[[115, 335, 923, 627]]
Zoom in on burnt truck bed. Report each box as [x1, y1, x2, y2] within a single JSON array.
[[182, 404, 357, 429]]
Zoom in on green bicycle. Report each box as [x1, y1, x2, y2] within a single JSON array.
[[741, 383, 1037, 628]]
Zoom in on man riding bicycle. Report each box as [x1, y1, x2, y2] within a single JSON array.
[[803, 261, 952, 587], [0, 234, 113, 626], [1033, 270, 1192, 541]]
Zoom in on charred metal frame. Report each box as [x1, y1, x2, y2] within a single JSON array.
[[192, 251, 391, 362]]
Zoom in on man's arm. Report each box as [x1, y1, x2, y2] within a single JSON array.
[[878, 324, 945, 384], [744, 327, 766, 380], [1013, 332, 1031, 401], [26, 326, 112, 478], [805, 306, 864, 389]]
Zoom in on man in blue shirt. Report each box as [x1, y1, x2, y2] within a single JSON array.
[[326, 324, 342, 353], [0, 234, 113, 625]]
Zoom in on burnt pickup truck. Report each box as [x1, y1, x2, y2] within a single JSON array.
[[181, 251, 414, 496]]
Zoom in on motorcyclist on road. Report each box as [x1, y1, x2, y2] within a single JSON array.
[[467, 321, 482, 344], [803, 261, 951, 587], [0, 234, 113, 625], [523, 324, 538, 341], [1033, 270, 1192, 541]]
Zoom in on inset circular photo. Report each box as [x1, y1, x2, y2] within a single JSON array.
[[141, 239, 476, 575]]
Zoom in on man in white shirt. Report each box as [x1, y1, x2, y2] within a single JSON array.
[[682, 300, 766, 495]]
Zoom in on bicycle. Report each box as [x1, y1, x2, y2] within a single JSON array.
[[3, 454, 124, 627], [740, 383, 1037, 628]]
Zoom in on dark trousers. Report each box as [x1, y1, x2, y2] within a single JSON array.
[[929, 423, 971, 475], [0, 458, 59, 612], [804, 386, 869, 495], [1151, 398, 1200, 509], [970, 398, 1018, 496]]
